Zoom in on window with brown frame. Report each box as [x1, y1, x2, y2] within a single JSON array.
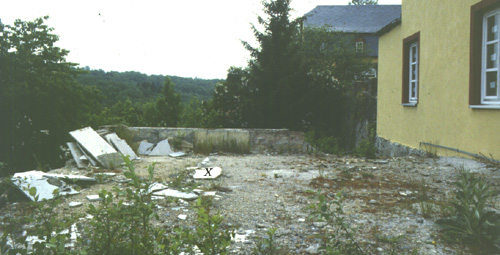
[[402, 32, 420, 105], [470, 0, 500, 107]]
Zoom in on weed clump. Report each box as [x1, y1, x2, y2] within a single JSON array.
[[436, 170, 500, 252]]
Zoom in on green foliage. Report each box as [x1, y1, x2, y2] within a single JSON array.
[[354, 126, 376, 159], [207, 0, 372, 150], [194, 137, 250, 155], [305, 131, 341, 155], [77, 158, 195, 255], [308, 190, 364, 254], [179, 97, 205, 128], [0, 17, 100, 174], [192, 198, 234, 255], [253, 228, 282, 255], [1, 187, 75, 255], [140, 77, 182, 127], [436, 170, 500, 252], [76, 70, 220, 106]]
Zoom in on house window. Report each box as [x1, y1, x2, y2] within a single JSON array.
[[482, 9, 500, 103], [402, 32, 420, 105], [355, 37, 365, 53], [356, 41, 364, 53], [470, 0, 500, 107], [409, 42, 419, 102]]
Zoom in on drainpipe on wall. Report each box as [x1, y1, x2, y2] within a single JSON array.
[[419, 142, 500, 164]]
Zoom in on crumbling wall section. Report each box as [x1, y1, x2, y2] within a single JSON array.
[[376, 136, 426, 157], [128, 127, 308, 154]]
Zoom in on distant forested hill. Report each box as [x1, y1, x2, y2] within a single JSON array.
[[76, 70, 221, 106]]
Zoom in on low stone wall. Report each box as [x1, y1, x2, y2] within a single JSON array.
[[376, 136, 425, 157], [128, 127, 308, 154]]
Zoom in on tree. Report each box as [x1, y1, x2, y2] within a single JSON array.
[[0, 17, 99, 174], [143, 77, 181, 127], [241, 0, 308, 129], [349, 0, 378, 5]]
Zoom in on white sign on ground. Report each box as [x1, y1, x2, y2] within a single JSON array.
[[193, 167, 222, 179]]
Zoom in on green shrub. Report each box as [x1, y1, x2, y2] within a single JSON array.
[[305, 131, 341, 155], [354, 127, 376, 159], [192, 197, 234, 255], [1, 187, 75, 255], [436, 170, 500, 252], [308, 190, 364, 254]]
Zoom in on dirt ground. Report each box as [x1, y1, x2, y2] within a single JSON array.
[[4, 152, 500, 254]]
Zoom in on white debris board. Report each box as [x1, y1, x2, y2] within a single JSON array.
[[105, 133, 138, 160], [67, 142, 87, 169], [69, 127, 123, 168]]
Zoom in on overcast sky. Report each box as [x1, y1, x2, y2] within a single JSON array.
[[1, 0, 401, 79]]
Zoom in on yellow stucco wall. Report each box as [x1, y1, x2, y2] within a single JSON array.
[[377, 0, 500, 159]]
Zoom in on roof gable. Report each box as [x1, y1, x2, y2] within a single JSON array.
[[303, 5, 402, 34]]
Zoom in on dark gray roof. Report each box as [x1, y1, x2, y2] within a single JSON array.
[[303, 5, 401, 34]]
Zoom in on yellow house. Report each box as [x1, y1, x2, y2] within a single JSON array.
[[377, 0, 500, 160]]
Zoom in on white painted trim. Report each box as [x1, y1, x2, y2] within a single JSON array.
[[469, 105, 500, 109], [481, 9, 500, 104], [402, 103, 417, 107], [409, 41, 418, 103]]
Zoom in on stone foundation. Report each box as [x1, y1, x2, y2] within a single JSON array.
[[376, 136, 425, 157]]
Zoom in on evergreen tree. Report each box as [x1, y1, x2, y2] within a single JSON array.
[[242, 0, 308, 129]]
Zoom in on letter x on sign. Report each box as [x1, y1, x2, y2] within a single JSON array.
[[204, 168, 213, 176]]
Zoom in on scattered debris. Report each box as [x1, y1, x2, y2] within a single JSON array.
[[152, 189, 199, 201], [69, 202, 83, 208], [86, 195, 101, 202], [43, 173, 96, 184], [148, 139, 173, 156], [197, 157, 211, 168], [138, 141, 155, 155], [69, 127, 123, 168], [193, 167, 222, 179], [105, 133, 138, 160], [178, 214, 187, 220], [67, 142, 88, 169], [12, 171, 79, 201], [169, 152, 186, 157]]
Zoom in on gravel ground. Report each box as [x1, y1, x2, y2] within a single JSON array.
[[3, 153, 500, 254]]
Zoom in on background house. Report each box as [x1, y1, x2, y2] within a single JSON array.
[[376, 0, 500, 160], [303, 5, 402, 64]]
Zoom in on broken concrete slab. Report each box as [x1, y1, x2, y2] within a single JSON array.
[[138, 141, 154, 155], [67, 142, 88, 169], [86, 195, 101, 201], [193, 167, 222, 179], [149, 183, 168, 193], [169, 151, 186, 157], [148, 139, 173, 156], [152, 189, 199, 201], [12, 171, 79, 201], [69, 202, 83, 208], [70, 127, 123, 168], [197, 157, 211, 168], [43, 173, 96, 184], [105, 133, 138, 160]]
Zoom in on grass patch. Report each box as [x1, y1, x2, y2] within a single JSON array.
[[194, 137, 250, 154]]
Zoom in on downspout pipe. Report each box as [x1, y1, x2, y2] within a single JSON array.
[[419, 142, 500, 164]]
